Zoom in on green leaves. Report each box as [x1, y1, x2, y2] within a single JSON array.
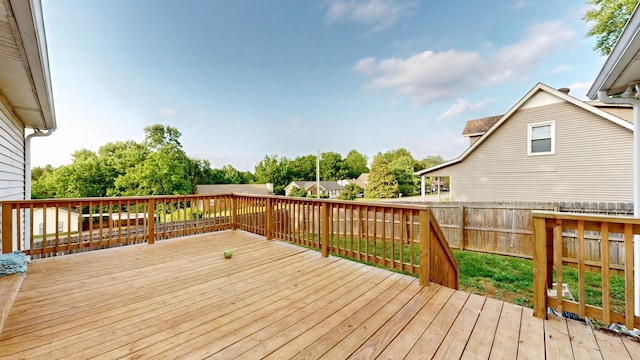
[[584, 0, 639, 56], [365, 155, 399, 198]]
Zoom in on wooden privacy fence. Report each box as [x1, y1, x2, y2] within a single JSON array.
[[532, 211, 639, 329], [1, 194, 459, 289], [428, 202, 631, 272]]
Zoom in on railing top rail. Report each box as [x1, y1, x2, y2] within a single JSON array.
[[239, 194, 431, 211], [532, 210, 639, 224], [0, 194, 235, 205]]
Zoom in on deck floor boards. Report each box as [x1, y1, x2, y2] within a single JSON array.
[[0, 230, 637, 359]]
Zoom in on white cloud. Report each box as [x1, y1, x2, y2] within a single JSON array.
[[159, 108, 176, 117], [550, 65, 571, 74], [512, 0, 527, 9], [566, 81, 593, 100], [437, 99, 489, 122], [291, 116, 301, 125], [325, 0, 416, 31], [354, 21, 576, 106]]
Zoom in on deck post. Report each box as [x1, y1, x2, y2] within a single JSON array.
[[1, 203, 12, 253], [419, 209, 431, 286], [265, 197, 273, 240], [532, 216, 548, 319], [459, 205, 465, 251], [231, 196, 237, 230], [321, 202, 329, 257], [147, 198, 155, 244]]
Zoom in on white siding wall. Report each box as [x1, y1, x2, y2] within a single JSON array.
[[429, 100, 633, 203], [0, 99, 25, 201]]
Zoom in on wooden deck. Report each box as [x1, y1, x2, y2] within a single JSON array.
[[0, 231, 638, 359]]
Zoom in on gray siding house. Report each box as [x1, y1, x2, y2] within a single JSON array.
[[0, 0, 56, 250], [415, 83, 633, 203], [0, 0, 56, 201]]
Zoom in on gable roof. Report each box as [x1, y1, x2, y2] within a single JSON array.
[[415, 83, 633, 176], [462, 115, 502, 137], [195, 184, 274, 196]]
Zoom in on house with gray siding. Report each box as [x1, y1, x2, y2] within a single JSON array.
[[0, 0, 56, 250], [415, 83, 633, 203]]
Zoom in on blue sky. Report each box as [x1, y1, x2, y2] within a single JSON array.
[[33, 0, 604, 171]]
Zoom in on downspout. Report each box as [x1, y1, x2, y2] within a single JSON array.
[[24, 128, 54, 249], [597, 90, 640, 317]]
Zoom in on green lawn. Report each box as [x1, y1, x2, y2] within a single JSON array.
[[454, 250, 627, 313]]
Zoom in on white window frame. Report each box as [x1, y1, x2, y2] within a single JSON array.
[[527, 121, 555, 156]]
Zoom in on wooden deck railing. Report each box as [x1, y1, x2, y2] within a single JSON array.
[[533, 211, 639, 329], [231, 195, 459, 288], [1, 194, 459, 289]]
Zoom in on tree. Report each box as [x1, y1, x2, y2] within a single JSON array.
[[31, 165, 55, 182], [389, 156, 418, 196], [381, 148, 413, 164], [221, 164, 242, 184], [319, 151, 348, 180], [415, 155, 444, 172], [290, 155, 317, 180], [254, 155, 292, 194], [365, 154, 398, 198], [144, 124, 183, 151], [337, 183, 364, 200], [288, 186, 308, 197], [343, 150, 368, 178], [584, 0, 639, 56]]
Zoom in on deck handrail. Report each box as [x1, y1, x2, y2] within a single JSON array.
[[532, 211, 639, 329], [0, 194, 459, 289]]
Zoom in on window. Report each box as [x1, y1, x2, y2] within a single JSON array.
[[58, 221, 64, 233], [528, 121, 555, 155], [38, 223, 43, 235]]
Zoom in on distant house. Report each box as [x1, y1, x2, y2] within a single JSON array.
[[32, 207, 80, 235], [338, 173, 369, 191], [415, 83, 633, 203], [194, 184, 274, 196], [284, 181, 345, 199], [462, 115, 501, 145]]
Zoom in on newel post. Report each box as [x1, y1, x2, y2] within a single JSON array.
[[459, 205, 465, 251], [231, 196, 237, 230], [265, 197, 273, 240], [419, 209, 431, 286], [1, 202, 12, 253], [147, 198, 155, 244], [321, 202, 329, 257], [532, 215, 549, 319]]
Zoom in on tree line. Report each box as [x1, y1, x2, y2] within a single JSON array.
[[31, 124, 443, 199]]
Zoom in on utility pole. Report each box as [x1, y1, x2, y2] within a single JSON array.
[[316, 150, 320, 198]]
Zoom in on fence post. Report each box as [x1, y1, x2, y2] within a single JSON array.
[[1, 203, 12, 253], [231, 196, 237, 230], [266, 197, 273, 240], [532, 215, 548, 318], [147, 198, 155, 245], [321, 202, 329, 257], [459, 205, 465, 251], [419, 209, 431, 286]]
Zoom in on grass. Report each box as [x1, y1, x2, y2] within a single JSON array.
[[454, 250, 627, 313], [294, 236, 627, 313]]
